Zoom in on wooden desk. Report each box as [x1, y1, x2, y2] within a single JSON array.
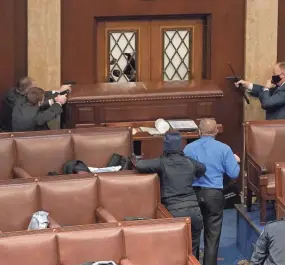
[[64, 81, 223, 129], [102, 120, 223, 159]]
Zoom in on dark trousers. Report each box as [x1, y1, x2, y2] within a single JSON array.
[[168, 206, 203, 259], [194, 188, 225, 265]]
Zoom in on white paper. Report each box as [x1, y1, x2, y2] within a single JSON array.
[[167, 120, 198, 130], [140, 127, 162, 135]]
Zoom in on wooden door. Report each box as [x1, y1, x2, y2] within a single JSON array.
[[150, 19, 203, 82], [96, 19, 204, 83], [96, 20, 150, 83]]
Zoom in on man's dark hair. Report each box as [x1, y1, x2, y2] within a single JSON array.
[[16, 76, 34, 95], [26, 87, 45, 105]]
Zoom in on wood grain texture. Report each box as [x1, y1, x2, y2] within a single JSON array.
[[0, 0, 27, 103], [28, 0, 61, 90], [278, 0, 285, 62], [61, 0, 246, 158], [244, 0, 278, 121]]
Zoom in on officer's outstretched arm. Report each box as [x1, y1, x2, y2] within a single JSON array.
[[250, 227, 269, 265], [189, 158, 206, 177], [135, 158, 161, 174]]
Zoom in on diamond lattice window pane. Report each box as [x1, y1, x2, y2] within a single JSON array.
[[163, 29, 192, 81], [108, 31, 137, 83]]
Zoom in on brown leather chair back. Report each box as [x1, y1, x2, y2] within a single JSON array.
[[0, 218, 192, 265], [0, 231, 58, 265], [0, 127, 132, 179], [0, 138, 15, 180], [98, 174, 159, 220], [280, 168, 285, 201], [40, 177, 98, 226], [246, 121, 285, 172], [57, 224, 123, 265], [15, 134, 73, 176], [0, 182, 39, 232], [72, 129, 131, 168], [0, 172, 162, 233], [123, 218, 191, 265], [276, 165, 285, 220]]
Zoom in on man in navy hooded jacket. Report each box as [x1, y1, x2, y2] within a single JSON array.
[[132, 131, 206, 259]]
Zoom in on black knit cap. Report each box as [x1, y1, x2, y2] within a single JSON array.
[[163, 131, 181, 153]]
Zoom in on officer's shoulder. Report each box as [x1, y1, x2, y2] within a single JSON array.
[[265, 219, 285, 228], [279, 84, 285, 90]]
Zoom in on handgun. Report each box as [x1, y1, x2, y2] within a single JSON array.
[[227, 62, 250, 104]]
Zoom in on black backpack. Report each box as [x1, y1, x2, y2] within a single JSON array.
[[63, 160, 91, 174], [48, 160, 90, 176], [107, 153, 132, 170]]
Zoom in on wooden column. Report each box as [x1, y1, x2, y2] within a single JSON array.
[[27, 0, 61, 90], [244, 0, 278, 121], [27, 0, 61, 129], [242, 0, 279, 200]]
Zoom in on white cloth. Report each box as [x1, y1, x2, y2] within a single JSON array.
[[81, 262, 117, 265], [247, 82, 285, 92], [155, 118, 170, 134], [88, 166, 121, 173], [28, 211, 49, 230], [247, 83, 268, 92], [247, 83, 253, 91]]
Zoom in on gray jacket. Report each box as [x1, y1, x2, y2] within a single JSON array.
[[250, 220, 285, 265], [250, 83, 285, 120]]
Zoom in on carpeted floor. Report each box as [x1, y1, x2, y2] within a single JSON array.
[[199, 209, 249, 265]]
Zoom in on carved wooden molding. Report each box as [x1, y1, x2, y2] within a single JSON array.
[[68, 94, 223, 104]]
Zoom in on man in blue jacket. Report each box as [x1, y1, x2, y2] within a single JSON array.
[[184, 118, 240, 265], [250, 219, 285, 265], [235, 62, 285, 120]]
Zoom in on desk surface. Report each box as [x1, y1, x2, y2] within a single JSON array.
[[101, 120, 223, 140], [68, 80, 223, 103]]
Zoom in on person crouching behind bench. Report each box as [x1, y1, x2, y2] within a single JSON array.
[[132, 131, 205, 259], [12, 87, 67, 132]]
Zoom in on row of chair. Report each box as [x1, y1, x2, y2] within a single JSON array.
[[0, 126, 133, 180], [0, 172, 172, 233], [245, 120, 285, 224], [0, 217, 200, 265]]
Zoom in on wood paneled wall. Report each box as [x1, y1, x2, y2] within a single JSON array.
[[61, 0, 246, 155], [0, 0, 284, 162], [28, 0, 61, 90], [278, 0, 285, 61], [0, 0, 27, 102], [245, 0, 278, 122]]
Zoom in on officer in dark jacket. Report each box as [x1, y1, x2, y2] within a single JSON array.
[[236, 62, 285, 120], [133, 131, 205, 259], [12, 87, 66, 132], [250, 219, 285, 265], [0, 76, 72, 131], [0, 77, 36, 131]]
